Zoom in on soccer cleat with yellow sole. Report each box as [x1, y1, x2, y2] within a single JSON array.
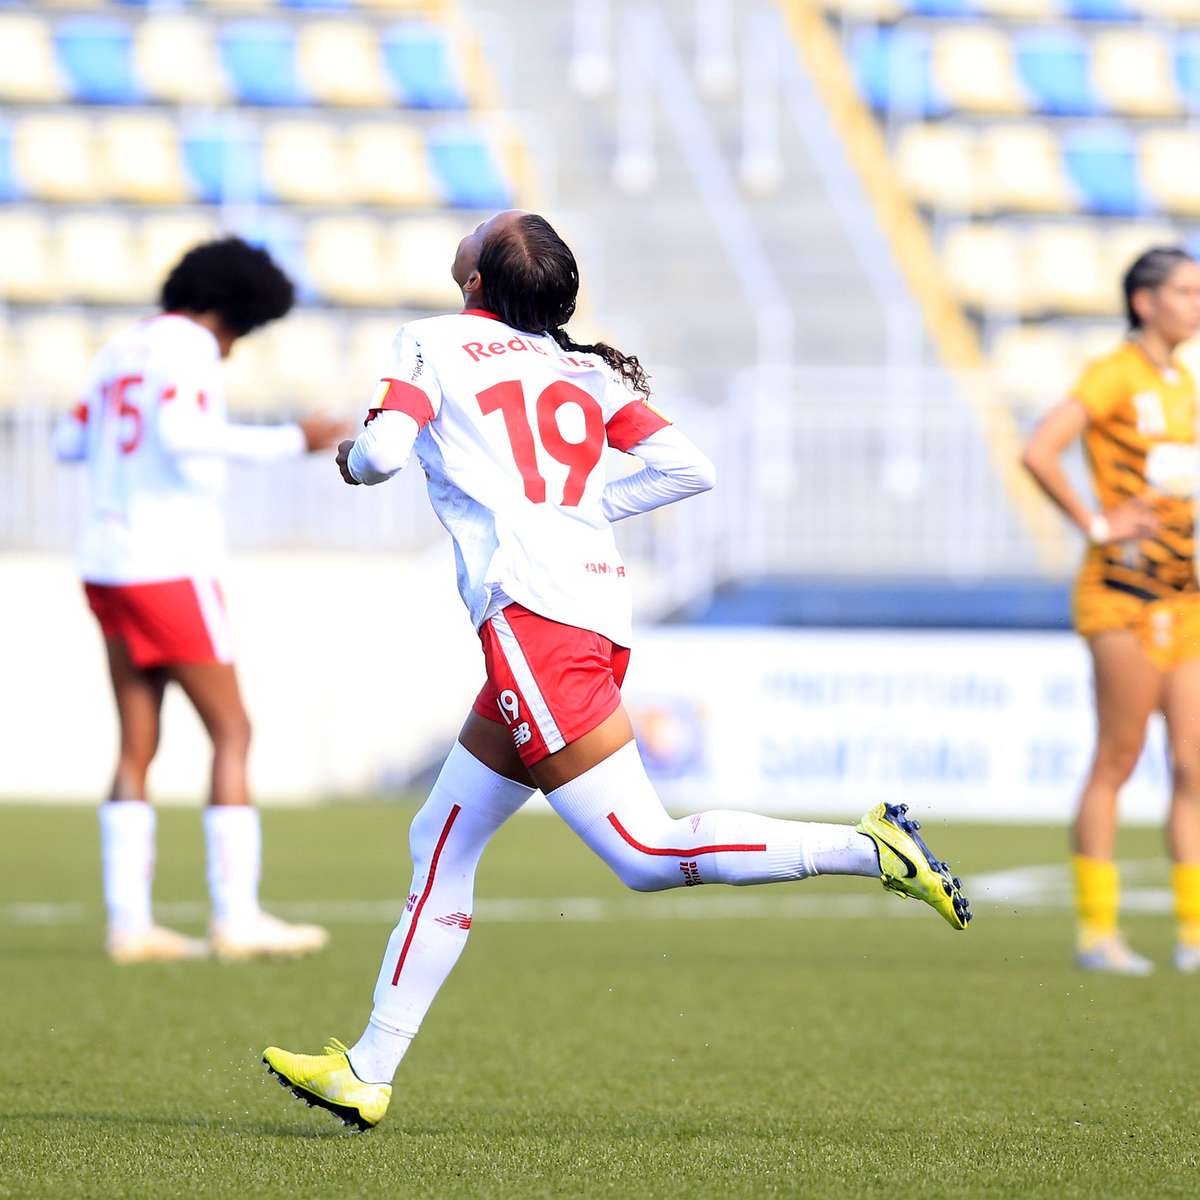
[[210, 911, 329, 961], [262, 1037, 391, 1132], [107, 924, 209, 964], [857, 802, 972, 930]]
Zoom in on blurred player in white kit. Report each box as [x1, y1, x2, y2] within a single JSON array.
[[54, 237, 347, 964]]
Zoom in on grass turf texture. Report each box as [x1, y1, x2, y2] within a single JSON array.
[[1, 805, 1197, 1199]]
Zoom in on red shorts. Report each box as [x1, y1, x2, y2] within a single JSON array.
[[84, 578, 233, 669], [472, 603, 630, 767]]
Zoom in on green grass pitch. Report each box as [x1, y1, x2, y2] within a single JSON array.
[[1, 803, 1197, 1199]]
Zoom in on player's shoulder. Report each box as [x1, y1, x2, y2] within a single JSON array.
[[139, 313, 221, 362], [1074, 342, 1139, 394], [394, 312, 489, 344]]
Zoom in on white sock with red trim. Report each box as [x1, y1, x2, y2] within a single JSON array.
[[546, 741, 879, 890], [99, 800, 156, 935], [204, 804, 262, 927], [348, 742, 534, 1085]]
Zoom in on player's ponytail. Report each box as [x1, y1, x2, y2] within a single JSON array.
[[1123, 246, 1194, 329], [477, 214, 651, 396]]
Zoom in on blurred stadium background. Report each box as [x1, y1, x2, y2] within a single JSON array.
[[3, 0, 1198, 816]]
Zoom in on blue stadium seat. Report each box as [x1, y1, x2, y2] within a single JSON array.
[[182, 122, 261, 203], [381, 25, 467, 109], [1062, 126, 1146, 215], [1178, 36, 1200, 114], [1066, 0, 1135, 18], [1015, 29, 1097, 115], [56, 18, 143, 104], [220, 22, 305, 106], [850, 27, 944, 118], [910, 0, 978, 14], [0, 125, 12, 201], [427, 130, 511, 208]]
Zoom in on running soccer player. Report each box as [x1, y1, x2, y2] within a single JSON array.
[[54, 237, 348, 964], [1022, 246, 1200, 975], [262, 211, 971, 1130]]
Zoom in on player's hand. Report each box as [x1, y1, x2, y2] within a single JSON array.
[[298, 415, 352, 453], [336, 439, 360, 486], [1103, 497, 1159, 542]]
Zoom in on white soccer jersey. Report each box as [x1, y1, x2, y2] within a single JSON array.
[[55, 314, 303, 584], [362, 309, 672, 648]]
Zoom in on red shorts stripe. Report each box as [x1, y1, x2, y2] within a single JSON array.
[[606, 812, 766, 856], [391, 804, 461, 985]]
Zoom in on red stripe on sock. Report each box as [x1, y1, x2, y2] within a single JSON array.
[[606, 812, 766, 857], [391, 804, 462, 985]]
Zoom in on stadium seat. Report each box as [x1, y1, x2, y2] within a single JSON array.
[[182, 118, 262, 203], [427, 129, 512, 208], [1077, 322, 1128, 365], [941, 224, 1025, 313], [1102, 222, 1183, 285], [56, 17, 144, 104], [139, 212, 220, 295], [1143, 0, 1200, 20], [1067, 0, 1134, 17], [346, 315, 407, 380], [1139, 130, 1200, 217], [815, 0, 906, 17], [894, 124, 978, 211], [0, 211, 55, 304], [979, 125, 1074, 213], [219, 335, 273, 415], [345, 123, 439, 207], [930, 27, 1026, 114], [386, 219, 463, 308], [297, 20, 392, 106], [1177, 36, 1200, 115], [990, 325, 1077, 409], [15, 313, 97, 408], [305, 216, 392, 305], [220, 22, 305, 105], [262, 121, 351, 205], [100, 114, 191, 204], [0, 15, 67, 103], [134, 16, 227, 105], [13, 114, 99, 203], [381, 24, 468, 109], [1015, 29, 1096, 116], [1092, 31, 1180, 117], [58, 214, 145, 303], [1024, 225, 1110, 315], [0, 125, 13, 203], [1062, 125, 1146, 216], [850, 27, 944, 117], [257, 315, 344, 407], [909, 0, 978, 13], [977, 0, 1064, 14]]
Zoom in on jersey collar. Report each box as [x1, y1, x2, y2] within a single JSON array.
[[461, 308, 501, 321]]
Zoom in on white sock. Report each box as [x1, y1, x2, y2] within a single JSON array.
[[546, 741, 880, 890], [204, 805, 262, 927], [348, 742, 534, 1085], [99, 800, 156, 935]]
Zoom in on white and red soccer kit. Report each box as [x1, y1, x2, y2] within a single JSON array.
[[346, 308, 715, 765], [55, 314, 305, 668]]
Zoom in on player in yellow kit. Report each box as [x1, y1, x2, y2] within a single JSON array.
[[1023, 246, 1200, 973]]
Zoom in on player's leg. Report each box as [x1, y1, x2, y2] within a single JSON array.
[[263, 716, 534, 1127], [169, 659, 326, 958], [1161, 655, 1200, 971], [530, 707, 969, 927], [99, 636, 208, 962], [1072, 630, 1161, 973]]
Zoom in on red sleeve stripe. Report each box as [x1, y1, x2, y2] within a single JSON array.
[[71, 402, 89, 423], [368, 379, 435, 429], [605, 399, 670, 452]]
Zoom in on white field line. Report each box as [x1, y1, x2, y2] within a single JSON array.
[[0, 860, 1174, 927]]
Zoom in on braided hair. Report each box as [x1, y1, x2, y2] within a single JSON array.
[[476, 214, 650, 395]]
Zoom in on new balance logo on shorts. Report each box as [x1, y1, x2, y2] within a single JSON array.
[[512, 722, 532, 747]]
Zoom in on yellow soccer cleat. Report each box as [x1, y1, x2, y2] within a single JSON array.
[[262, 1037, 391, 1132], [107, 924, 209, 964], [857, 802, 972, 930]]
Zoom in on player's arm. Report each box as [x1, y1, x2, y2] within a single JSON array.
[[52, 400, 91, 463], [338, 328, 441, 487], [1021, 398, 1157, 543], [602, 403, 716, 522], [159, 392, 344, 463]]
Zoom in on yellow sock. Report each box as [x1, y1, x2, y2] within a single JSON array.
[[1172, 863, 1200, 947], [1073, 855, 1118, 947]]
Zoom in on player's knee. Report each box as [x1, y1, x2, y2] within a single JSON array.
[[1093, 740, 1143, 785], [214, 710, 252, 755], [408, 800, 449, 870], [599, 813, 679, 892], [1172, 752, 1200, 799]]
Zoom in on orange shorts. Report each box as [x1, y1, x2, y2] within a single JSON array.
[[1073, 576, 1200, 671]]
